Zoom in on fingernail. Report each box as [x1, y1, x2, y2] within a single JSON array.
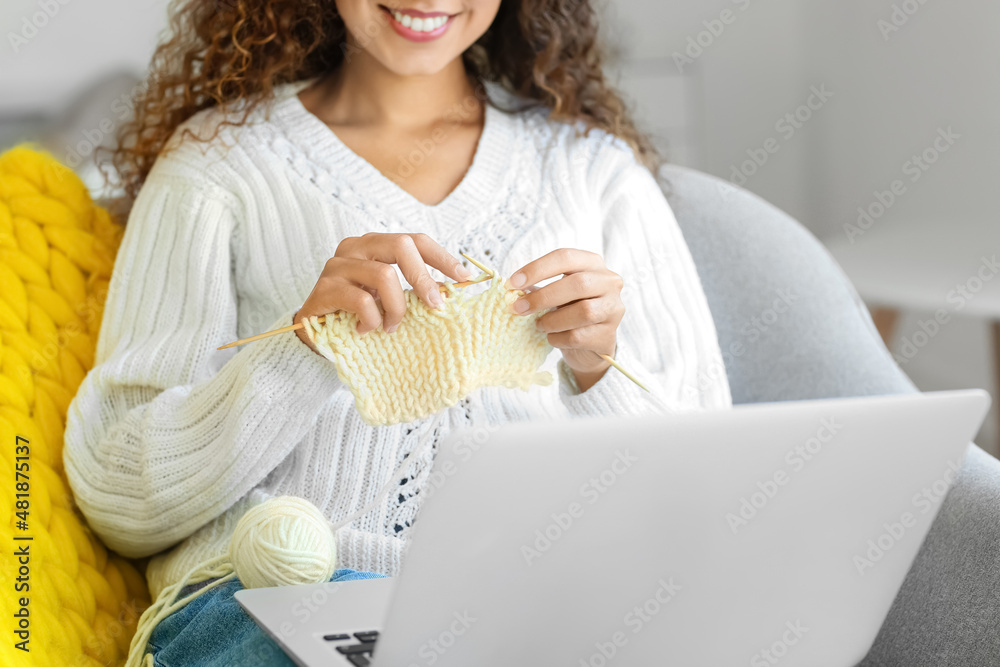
[[456, 263, 473, 279], [512, 298, 529, 314], [386, 323, 398, 334], [508, 272, 526, 289], [430, 291, 444, 309]]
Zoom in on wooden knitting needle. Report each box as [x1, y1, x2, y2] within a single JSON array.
[[217, 254, 651, 395], [217, 272, 492, 350], [218, 320, 304, 350], [460, 252, 495, 276], [598, 354, 650, 393]]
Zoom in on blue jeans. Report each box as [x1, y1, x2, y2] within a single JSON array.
[[147, 569, 386, 666]]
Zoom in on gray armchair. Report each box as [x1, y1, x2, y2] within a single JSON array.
[[662, 164, 1000, 666]]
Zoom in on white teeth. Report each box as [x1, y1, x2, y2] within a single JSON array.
[[391, 10, 448, 32]]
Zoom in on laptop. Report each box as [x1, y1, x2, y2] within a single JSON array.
[[236, 389, 990, 667]]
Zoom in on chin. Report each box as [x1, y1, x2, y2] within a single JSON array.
[[360, 40, 453, 77]]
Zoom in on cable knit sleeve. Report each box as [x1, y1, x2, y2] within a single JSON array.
[[63, 170, 343, 559], [557, 140, 733, 417]]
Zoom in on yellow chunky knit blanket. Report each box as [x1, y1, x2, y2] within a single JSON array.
[[0, 146, 149, 667], [300, 272, 554, 425]]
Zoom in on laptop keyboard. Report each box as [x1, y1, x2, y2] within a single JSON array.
[[324, 631, 380, 666]]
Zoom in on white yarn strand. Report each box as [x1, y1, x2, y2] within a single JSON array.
[[125, 554, 236, 667]]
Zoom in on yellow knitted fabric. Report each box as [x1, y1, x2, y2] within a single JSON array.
[[0, 145, 151, 667], [301, 272, 554, 426]]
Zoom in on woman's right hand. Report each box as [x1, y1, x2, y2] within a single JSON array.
[[294, 232, 473, 354]]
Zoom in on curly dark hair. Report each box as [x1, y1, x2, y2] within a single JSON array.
[[108, 0, 663, 206]]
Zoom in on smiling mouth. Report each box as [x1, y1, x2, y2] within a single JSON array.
[[378, 5, 455, 34]]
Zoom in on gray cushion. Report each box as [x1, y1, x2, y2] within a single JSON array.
[[661, 164, 1000, 666]]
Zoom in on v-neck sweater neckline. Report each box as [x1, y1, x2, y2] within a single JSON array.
[[268, 78, 517, 227]]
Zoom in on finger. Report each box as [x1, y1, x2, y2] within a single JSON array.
[[545, 324, 607, 351], [407, 233, 474, 282], [507, 248, 603, 290], [535, 297, 618, 333], [394, 235, 445, 309], [338, 284, 384, 334], [361, 287, 383, 316], [303, 279, 383, 335], [512, 271, 614, 315], [338, 258, 407, 331], [356, 232, 471, 283], [359, 234, 444, 309]]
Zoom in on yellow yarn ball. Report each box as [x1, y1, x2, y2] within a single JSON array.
[[229, 496, 338, 589]]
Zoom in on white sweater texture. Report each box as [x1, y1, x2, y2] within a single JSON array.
[[63, 79, 733, 600]]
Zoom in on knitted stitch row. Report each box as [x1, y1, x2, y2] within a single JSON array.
[[300, 271, 553, 426]]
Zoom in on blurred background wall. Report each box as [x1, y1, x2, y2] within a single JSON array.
[[600, 0, 999, 454], [0, 0, 168, 191], [0, 0, 167, 115], [3, 0, 996, 452]]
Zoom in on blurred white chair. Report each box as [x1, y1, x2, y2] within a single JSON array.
[[824, 218, 1000, 442]]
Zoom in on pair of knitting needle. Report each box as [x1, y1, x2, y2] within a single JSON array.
[[218, 253, 649, 392]]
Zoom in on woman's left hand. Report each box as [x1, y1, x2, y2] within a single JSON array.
[[507, 249, 625, 391]]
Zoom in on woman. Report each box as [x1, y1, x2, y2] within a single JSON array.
[[64, 0, 732, 662]]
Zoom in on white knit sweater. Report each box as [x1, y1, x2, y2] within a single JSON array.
[[63, 79, 732, 600]]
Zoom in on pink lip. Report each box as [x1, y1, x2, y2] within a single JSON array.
[[384, 5, 450, 18], [380, 5, 454, 42]]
